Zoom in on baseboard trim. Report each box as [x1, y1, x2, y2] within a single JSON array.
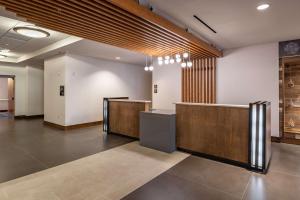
[[271, 136, 281, 143], [271, 136, 300, 145], [281, 138, 300, 145], [15, 115, 44, 119], [44, 120, 102, 130]]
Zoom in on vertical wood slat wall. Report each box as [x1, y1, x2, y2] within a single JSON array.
[[182, 57, 216, 103]]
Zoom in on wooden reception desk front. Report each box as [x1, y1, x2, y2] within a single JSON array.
[[108, 99, 151, 138], [176, 102, 271, 172]]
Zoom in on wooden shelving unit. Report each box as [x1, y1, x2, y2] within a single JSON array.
[[282, 56, 300, 139]]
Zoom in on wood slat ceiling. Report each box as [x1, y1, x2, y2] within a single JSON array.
[[0, 0, 222, 58]]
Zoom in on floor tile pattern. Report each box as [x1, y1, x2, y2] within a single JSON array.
[[0, 142, 189, 200], [123, 143, 300, 200], [0, 118, 133, 183]]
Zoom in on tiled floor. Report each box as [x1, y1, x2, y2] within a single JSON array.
[[0, 142, 189, 200], [123, 143, 300, 200], [2, 118, 300, 200], [0, 118, 133, 183]]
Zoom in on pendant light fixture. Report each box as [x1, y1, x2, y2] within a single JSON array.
[[169, 50, 175, 64], [183, 52, 189, 58], [187, 49, 192, 67], [144, 56, 149, 71], [176, 53, 181, 63], [149, 56, 154, 71]]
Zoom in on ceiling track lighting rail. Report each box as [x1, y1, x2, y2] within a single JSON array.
[[193, 15, 217, 34]]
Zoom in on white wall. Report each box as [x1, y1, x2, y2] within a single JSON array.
[[152, 62, 181, 110], [0, 78, 8, 110], [44, 54, 152, 126], [26, 66, 44, 116], [217, 43, 279, 136], [44, 55, 66, 125]]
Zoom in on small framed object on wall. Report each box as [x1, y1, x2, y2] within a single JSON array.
[[154, 84, 158, 93], [60, 85, 64, 96]]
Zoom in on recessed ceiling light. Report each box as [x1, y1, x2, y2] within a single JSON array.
[[257, 3, 270, 11], [0, 55, 7, 59], [13, 26, 50, 38], [115, 57, 121, 60]]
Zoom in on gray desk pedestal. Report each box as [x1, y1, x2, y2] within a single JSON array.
[[140, 110, 176, 153]]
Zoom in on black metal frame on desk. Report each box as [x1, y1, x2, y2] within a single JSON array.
[[248, 101, 271, 173], [103, 97, 129, 132]]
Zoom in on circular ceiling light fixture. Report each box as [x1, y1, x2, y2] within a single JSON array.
[[13, 26, 50, 38], [257, 3, 270, 11], [115, 57, 121, 60], [0, 54, 7, 59]]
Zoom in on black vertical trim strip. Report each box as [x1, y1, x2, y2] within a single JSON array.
[[248, 103, 253, 167], [262, 104, 267, 170], [255, 103, 260, 169], [103, 97, 129, 133]]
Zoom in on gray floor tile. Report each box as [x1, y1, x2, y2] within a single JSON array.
[[0, 118, 134, 183], [243, 171, 300, 200], [122, 172, 239, 200], [167, 156, 251, 198]]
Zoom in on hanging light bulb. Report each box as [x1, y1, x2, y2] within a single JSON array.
[[176, 57, 182, 63], [144, 56, 149, 71], [187, 61, 192, 67], [158, 60, 163, 65], [164, 59, 169, 64], [165, 55, 170, 60], [170, 58, 175, 64], [158, 56, 163, 61], [175, 54, 181, 59], [181, 62, 187, 68], [149, 65, 154, 71], [183, 52, 189, 58]]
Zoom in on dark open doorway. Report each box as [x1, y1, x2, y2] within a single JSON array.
[[0, 75, 15, 119]]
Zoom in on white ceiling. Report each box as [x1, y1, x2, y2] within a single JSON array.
[[0, 15, 70, 60], [0, 8, 146, 66], [148, 0, 300, 49], [27, 39, 146, 66]]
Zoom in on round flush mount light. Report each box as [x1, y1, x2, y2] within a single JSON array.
[[13, 26, 50, 38], [115, 57, 120, 60], [257, 3, 270, 11]]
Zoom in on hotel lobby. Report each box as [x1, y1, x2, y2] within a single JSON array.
[[0, 0, 300, 199]]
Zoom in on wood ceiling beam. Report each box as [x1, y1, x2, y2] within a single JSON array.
[[107, 0, 222, 57], [0, 0, 222, 58]]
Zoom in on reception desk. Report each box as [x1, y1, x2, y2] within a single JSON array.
[[176, 102, 271, 173], [108, 99, 151, 138]]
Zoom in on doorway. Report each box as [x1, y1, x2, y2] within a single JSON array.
[[0, 75, 15, 119]]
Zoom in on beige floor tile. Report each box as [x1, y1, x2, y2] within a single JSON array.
[[0, 142, 189, 200]]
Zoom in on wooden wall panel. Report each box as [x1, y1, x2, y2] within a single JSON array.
[[182, 57, 216, 103]]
